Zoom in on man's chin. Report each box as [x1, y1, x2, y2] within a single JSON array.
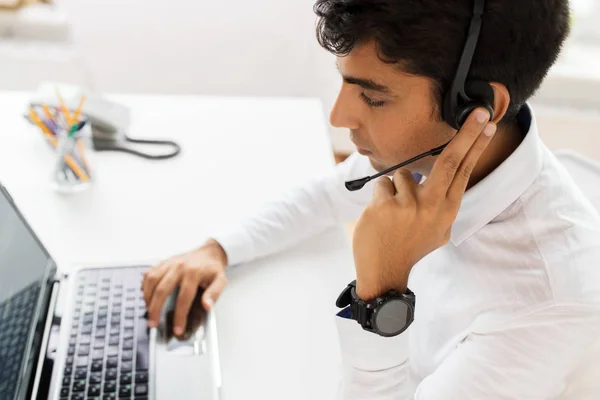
[[368, 158, 390, 174]]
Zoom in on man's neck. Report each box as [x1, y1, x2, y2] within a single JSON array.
[[467, 119, 524, 190]]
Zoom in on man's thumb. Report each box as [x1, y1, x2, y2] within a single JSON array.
[[202, 274, 227, 311]]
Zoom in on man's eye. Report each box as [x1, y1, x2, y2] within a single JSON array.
[[360, 93, 386, 108]]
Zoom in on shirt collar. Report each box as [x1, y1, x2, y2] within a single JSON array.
[[449, 104, 544, 246]]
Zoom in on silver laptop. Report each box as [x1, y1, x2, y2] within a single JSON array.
[[0, 183, 221, 400]]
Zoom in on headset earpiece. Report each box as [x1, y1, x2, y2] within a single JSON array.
[[456, 80, 495, 128], [443, 80, 495, 130]]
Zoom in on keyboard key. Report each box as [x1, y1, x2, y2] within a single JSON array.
[[106, 368, 117, 380], [90, 372, 102, 384], [120, 372, 132, 384], [91, 360, 103, 372], [111, 315, 121, 324], [109, 335, 120, 346], [88, 384, 101, 396], [124, 320, 134, 328], [72, 394, 84, 400], [135, 371, 148, 383], [103, 393, 116, 400], [121, 350, 133, 361], [68, 346, 76, 355], [81, 325, 92, 334], [78, 345, 90, 356], [120, 361, 132, 372], [108, 346, 119, 356], [123, 338, 134, 349], [95, 328, 106, 338], [110, 326, 121, 335], [75, 368, 87, 380], [64, 366, 73, 375], [97, 317, 107, 327], [107, 356, 118, 368], [104, 380, 117, 392], [83, 314, 94, 324], [60, 387, 69, 397], [62, 376, 70, 386], [94, 339, 105, 349], [69, 337, 77, 346], [119, 385, 131, 397], [92, 349, 104, 360], [123, 328, 134, 339], [76, 356, 88, 368], [73, 379, 86, 392], [66, 355, 74, 365], [80, 335, 91, 345], [135, 384, 148, 396]]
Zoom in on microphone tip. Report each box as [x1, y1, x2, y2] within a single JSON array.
[[345, 177, 370, 192]]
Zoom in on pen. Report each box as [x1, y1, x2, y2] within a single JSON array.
[[30, 108, 90, 182], [56, 88, 73, 125], [73, 95, 87, 122]]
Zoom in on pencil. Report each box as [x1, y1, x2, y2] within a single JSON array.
[[76, 138, 91, 177], [29, 108, 53, 137], [42, 104, 55, 122], [29, 108, 90, 182], [73, 95, 87, 122], [55, 88, 73, 125]]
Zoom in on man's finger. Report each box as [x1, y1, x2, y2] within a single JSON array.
[[391, 168, 419, 204], [373, 176, 395, 202], [147, 265, 180, 327], [142, 262, 169, 307], [424, 108, 490, 197], [172, 279, 199, 336], [446, 122, 497, 208], [202, 273, 228, 311]]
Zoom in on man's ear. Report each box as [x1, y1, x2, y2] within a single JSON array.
[[489, 82, 510, 124]]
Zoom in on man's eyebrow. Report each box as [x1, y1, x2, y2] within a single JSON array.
[[335, 63, 391, 94]]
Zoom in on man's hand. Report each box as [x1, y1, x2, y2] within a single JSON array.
[[141, 239, 228, 335], [352, 108, 497, 301]]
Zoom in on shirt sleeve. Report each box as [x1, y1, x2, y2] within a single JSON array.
[[336, 303, 600, 400], [211, 152, 377, 266]]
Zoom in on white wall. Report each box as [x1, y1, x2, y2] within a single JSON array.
[[2, 0, 599, 155]]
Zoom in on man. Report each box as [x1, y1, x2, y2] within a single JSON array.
[[142, 0, 600, 398]]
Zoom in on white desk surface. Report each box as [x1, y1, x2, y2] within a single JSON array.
[[0, 91, 356, 399]]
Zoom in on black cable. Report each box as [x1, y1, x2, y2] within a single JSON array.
[[92, 134, 181, 160]]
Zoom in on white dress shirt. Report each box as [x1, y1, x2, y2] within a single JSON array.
[[213, 105, 600, 399]]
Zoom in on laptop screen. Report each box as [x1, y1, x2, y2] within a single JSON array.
[[0, 186, 57, 399]]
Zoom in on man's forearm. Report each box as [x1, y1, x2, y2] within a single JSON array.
[[212, 152, 375, 267]]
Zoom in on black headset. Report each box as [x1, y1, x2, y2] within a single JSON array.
[[345, 0, 494, 192], [442, 0, 494, 130]]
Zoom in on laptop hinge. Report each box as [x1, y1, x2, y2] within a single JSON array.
[[31, 277, 65, 400]]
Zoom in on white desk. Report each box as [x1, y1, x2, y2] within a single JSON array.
[[0, 91, 356, 399]]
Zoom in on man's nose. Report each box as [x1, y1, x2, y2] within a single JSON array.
[[330, 87, 360, 130]]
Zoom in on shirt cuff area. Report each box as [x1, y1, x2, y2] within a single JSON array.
[[210, 227, 255, 267], [336, 314, 409, 372]]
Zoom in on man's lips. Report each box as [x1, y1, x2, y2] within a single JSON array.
[[356, 147, 372, 156], [351, 138, 372, 156]]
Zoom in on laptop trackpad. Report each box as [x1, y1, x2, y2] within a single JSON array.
[[154, 290, 219, 400]]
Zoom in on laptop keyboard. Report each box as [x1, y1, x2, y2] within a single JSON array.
[[0, 282, 40, 399], [60, 266, 149, 400]]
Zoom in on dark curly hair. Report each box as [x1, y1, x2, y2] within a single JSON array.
[[314, 0, 571, 123]]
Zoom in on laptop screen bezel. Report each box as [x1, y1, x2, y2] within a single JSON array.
[[0, 183, 58, 399]]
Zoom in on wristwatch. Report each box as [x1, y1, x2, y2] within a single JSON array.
[[336, 280, 416, 337]]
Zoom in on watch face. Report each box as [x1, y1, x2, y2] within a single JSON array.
[[374, 299, 411, 336]]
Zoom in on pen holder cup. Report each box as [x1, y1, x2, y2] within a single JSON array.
[[51, 124, 94, 193]]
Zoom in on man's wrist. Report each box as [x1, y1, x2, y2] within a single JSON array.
[[203, 239, 228, 267], [356, 273, 410, 301]]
